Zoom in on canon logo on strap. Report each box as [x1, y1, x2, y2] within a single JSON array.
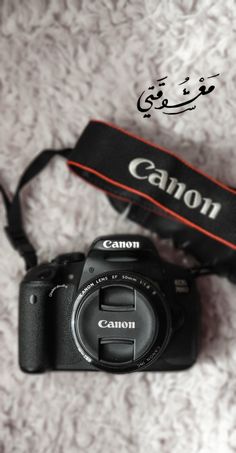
[[103, 240, 140, 249], [129, 158, 222, 220], [98, 320, 136, 328]]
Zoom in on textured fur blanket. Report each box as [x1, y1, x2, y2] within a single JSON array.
[[1, 1, 236, 452]]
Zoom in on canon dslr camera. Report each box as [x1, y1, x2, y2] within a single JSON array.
[[19, 235, 200, 373]]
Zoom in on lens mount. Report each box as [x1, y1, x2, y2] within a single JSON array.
[[71, 271, 171, 373]]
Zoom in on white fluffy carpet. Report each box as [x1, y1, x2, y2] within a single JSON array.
[[1, 1, 236, 452]]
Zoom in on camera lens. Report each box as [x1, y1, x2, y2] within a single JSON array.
[[71, 272, 171, 373]]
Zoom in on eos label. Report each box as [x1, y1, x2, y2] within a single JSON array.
[[128, 158, 221, 219], [103, 240, 140, 249], [98, 320, 136, 329]]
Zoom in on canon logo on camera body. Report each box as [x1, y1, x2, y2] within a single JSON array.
[[103, 240, 140, 249], [128, 158, 221, 220], [98, 320, 136, 329]]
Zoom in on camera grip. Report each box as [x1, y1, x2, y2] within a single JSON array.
[[19, 283, 51, 373]]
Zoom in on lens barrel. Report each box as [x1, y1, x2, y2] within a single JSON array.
[[71, 271, 171, 373]]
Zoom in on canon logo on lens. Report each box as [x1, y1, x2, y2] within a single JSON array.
[[98, 320, 136, 329]]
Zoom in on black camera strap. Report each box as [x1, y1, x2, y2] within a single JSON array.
[[1, 119, 236, 279], [69, 121, 236, 251], [0, 148, 72, 269]]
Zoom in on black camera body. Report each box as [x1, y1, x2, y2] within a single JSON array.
[[19, 235, 201, 373]]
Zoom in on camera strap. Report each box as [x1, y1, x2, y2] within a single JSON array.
[[68, 121, 236, 250], [1, 119, 236, 278], [0, 148, 72, 269]]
